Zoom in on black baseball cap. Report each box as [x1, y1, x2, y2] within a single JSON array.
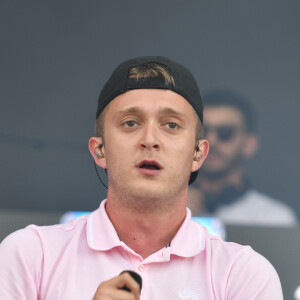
[[96, 56, 203, 184]]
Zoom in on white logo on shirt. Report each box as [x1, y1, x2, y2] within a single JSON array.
[[178, 289, 200, 299]]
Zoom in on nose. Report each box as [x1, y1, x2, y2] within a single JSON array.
[[140, 123, 160, 151]]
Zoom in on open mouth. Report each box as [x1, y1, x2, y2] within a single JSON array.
[[139, 163, 160, 170], [138, 160, 162, 171]]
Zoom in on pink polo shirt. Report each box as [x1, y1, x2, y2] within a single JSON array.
[[0, 200, 283, 299]]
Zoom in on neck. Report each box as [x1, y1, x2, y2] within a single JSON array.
[[199, 168, 244, 195], [105, 191, 187, 259]]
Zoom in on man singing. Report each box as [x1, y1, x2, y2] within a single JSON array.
[[0, 56, 283, 299]]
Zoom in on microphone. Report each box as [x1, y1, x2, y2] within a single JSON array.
[[119, 270, 142, 293]]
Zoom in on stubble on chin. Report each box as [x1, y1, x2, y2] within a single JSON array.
[[108, 175, 189, 214]]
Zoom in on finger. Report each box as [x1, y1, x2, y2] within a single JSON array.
[[119, 271, 142, 293], [116, 272, 141, 298], [93, 287, 136, 300], [93, 273, 140, 300]]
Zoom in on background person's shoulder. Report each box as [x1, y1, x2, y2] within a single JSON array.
[[243, 189, 298, 225]]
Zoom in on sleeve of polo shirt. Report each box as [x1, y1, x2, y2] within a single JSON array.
[[0, 228, 43, 300], [226, 247, 283, 300]]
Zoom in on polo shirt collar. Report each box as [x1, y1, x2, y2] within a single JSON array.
[[169, 209, 205, 257], [87, 199, 205, 257], [87, 199, 123, 251]]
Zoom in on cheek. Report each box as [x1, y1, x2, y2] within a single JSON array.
[[103, 142, 123, 166], [175, 143, 195, 166], [104, 138, 138, 170]]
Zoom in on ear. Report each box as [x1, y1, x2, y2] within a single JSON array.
[[242, 133, 259, 159], [191, 139, 209, 172], [88, 137, 107, 169]]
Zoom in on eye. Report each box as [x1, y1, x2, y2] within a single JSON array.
[[165, 122, 178, 130], [123, 120, 138, 128]]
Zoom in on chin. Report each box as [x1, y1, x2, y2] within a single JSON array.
[[110, 170, 189, 206], [120, 179, 179, 211], [130, 180, 167, 199]]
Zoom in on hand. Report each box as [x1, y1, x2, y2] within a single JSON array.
[[93, 272, 141, 300]]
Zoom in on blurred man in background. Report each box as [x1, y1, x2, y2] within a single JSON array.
[[187, 90, 297, 225]]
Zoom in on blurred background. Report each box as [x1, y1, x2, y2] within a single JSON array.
[[1, 1, 300, 298]]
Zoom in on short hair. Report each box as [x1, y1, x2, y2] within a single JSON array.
[[202, 89, 256, 132], [95, 63, 203, 142], [128, 63, 175, 86]]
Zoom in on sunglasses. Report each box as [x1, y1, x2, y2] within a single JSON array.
[[203, 125, 243, 142]]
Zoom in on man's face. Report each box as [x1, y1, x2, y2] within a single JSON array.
[[201, 106, 252, 179], [97, 89, 206, 211]]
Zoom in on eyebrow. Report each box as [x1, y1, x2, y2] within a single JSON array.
[[116, 107, 142, 116], [115, 106, 187, 118]]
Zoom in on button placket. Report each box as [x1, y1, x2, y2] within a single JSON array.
[[137, 265, 146, 299], [138, 264, 145, 272]]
